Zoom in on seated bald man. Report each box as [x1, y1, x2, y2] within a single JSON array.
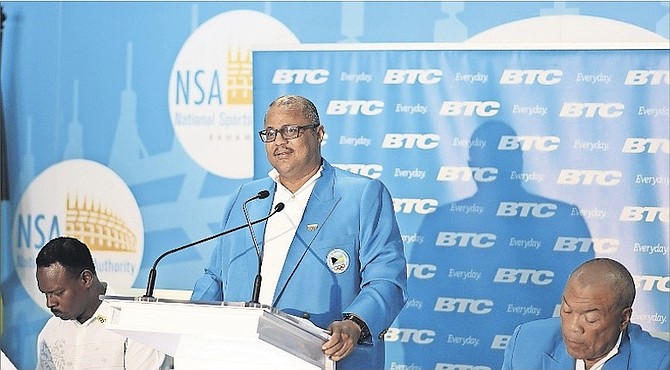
[[502, 258, 669, 370]]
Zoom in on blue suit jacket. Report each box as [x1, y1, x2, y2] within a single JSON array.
[[502, 317, 669, 370], [191, 160, 408, 369]]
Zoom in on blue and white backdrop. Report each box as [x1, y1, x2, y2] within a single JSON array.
[[252, 46, 668, 369], [1, 2, 668, 370]]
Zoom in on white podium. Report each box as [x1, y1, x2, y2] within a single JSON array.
[[102, 296, 335, 370]]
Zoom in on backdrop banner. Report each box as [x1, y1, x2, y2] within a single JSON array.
[[252, 47, 669, 370]]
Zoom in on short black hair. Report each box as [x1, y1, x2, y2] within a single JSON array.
[[572, 257, 635, 310], [264, 95, 321, 126], [36, 236, 97, 277]]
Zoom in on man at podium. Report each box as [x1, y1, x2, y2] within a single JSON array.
[[192, 94, 408, 369]]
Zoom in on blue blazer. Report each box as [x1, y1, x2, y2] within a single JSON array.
[[502, 317, 669, 370], [192, 160, 408, 370]]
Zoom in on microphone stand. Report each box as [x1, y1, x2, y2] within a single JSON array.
[[248, 202, 284, 305], [142, 203, 283, 300], [0, 5, 9, 201], [244, 197, 263, 305]]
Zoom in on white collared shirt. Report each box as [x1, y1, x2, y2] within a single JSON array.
[[259, 166, 323, 306], [575, 331, 623, 370], [36, 300, 165, 370]]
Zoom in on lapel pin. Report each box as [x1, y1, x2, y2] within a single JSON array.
[[306, 224, 318, 231]]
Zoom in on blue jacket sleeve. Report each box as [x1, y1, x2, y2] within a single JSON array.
[[343, 178, 407, 344], [501, 324, 522, 370], [190, 245, 224, 301]]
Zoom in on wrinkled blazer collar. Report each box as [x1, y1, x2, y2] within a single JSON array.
[[544, 329, 632, 370]]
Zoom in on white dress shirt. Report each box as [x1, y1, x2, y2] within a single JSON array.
[[259, 166, 323, 306], [36, 300, 165, 370]]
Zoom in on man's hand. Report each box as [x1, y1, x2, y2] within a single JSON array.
[[322, 320, 362, 361]]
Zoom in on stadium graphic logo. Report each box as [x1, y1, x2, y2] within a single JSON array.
[[12, 160, 144, 312], [168, 10, 299, 179]]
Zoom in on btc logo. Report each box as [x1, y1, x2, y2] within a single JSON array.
[[382, 133, 440, 149], [557, 169, 622, 186], [498, 135, 559, 152], [436, 166, 497, 182], [622, 138, 669, 154], [493, 268, 554, 285], [436, 365, 491, 370], [393, 198, 438, 214], [439, 101, 500, 117], [497, 202, 557, 218], [634, 275, 669, 292], [492, 335, 511, 350], [624, 70, 669, 85], [407, 263, 437, 279], [326, 100, 384, 115], [271, 69, 329, 84], [554, 237, 619, 253], [332, 163, 382, 179], [434, 297, 494, 314], [499, 69, 562, 85], [619, 206, 668, 223], [436, 232, 496, 248], [383, 69, 443, 84], [559, 103, 624, 118], [384, 328, 435, 344]]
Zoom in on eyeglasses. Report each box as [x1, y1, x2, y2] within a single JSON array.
[[258, 123, 319, 143]]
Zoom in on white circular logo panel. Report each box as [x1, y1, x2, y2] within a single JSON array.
[[168, 10, 300, 179], [327, 248, 351, 274], [12, 159, 144, 312]]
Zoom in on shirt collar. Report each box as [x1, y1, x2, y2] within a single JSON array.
[[269, 164, 324, 196], [575, 331, 623, 370], [79, 300, 115, 327]]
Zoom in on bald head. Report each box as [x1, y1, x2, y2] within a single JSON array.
[[560, 258, 635, 365], [567, 258, 635, 310]]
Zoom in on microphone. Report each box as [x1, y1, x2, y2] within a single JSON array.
[[243, 190, 270, 262], [244, 190, 279, 304], [142, 190, 282, 300]]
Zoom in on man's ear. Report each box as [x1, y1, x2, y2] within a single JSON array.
[[317, 125, 325, 142], [80, 269, 94, 288], [620, 306, 632, 331]]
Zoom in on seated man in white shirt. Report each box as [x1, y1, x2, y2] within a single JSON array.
[[35, 236, 167, 370]]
